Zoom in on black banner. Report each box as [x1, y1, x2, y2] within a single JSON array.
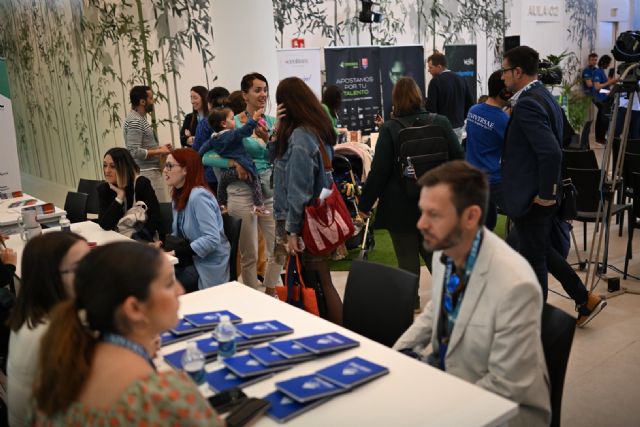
[[380, 45, 425, 120], [444, 44, 477, 101], [325, 47, 381, 135]]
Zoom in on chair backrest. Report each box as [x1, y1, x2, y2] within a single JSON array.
[[63, 191, 88, 223], [623, 152, 640, 187], [343, 260, 418, 347], [541, 303, 576, 427], [222, 214, 242, 281], [632, 172, 640, 218], [76, 178, 103, 215], [564, 167, 601, 213], [562, 149, 599, 171], [158, 203, 173, 237], [579, 120, 592, 150], [612, 138, 640, 176]]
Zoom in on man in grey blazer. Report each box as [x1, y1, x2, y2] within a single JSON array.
[[393, 160, 550, 427]]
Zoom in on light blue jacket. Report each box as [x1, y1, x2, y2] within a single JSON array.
[[273, 127, 333, 234], [172, 187, 230, 288]]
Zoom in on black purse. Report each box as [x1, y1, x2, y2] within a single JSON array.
[[164, 210, 194, 266]]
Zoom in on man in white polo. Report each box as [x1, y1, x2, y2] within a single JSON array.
[[394, 160, 550, 427]]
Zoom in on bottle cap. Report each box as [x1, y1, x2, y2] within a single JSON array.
[[220, 315, 230, 322]]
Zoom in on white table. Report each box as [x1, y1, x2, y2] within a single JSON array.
[[4, 220, 178, 278], [159, 283, 518, 427], [0, 193, 67, 234]]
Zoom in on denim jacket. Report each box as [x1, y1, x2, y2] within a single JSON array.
[[273, 127, 333, 234]]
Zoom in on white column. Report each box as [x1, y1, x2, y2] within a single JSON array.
[[211, 0, 279, 114]]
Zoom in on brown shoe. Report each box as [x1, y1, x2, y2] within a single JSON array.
[[576, 292, 607, 328]]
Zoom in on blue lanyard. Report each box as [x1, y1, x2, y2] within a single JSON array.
[[102, 333, 156, 370], [438, 229, 483, 370]]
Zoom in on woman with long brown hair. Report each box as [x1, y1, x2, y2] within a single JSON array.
[[29, 242, 221, 425], [179, 85, 209, 148], [273, 76, 343, 325], [358, 77, 463, 308], [164, 148, 230, 291]]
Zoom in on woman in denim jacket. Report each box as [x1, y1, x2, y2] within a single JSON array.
[[272, 77, 343, 325]]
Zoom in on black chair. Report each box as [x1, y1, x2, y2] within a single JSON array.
[[342, 260, 418, 347], [77, 178, 103, 215], [624, 172, 640, 279], [158, 202, 173, 237], [622, 152, 640, 199], [562, 149, 599, 172], [63, 191, 88, 223], [541, 303, 576, 427], [578, 120, 592, 150], [222, 214, 242, 281], [564, 167, 631, 250]]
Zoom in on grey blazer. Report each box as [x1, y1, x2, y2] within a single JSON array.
[[393, 229, 551, 427]]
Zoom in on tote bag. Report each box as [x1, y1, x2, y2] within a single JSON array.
[[275, 255, 320, 316]]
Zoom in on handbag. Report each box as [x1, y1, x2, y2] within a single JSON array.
[[301, 140, 355, 256], [559, 178, 578, 220], [116, 200, 148, 238], [275, 255, 320, 316], [164, 210, 194, 266]]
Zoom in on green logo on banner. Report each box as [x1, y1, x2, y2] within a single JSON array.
[[0, 59, 11, 99]]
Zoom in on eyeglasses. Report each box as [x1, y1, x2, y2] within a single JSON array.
[[164, 162, 177, 171], [500, 66, 517, 75]]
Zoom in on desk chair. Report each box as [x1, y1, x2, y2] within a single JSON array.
[[624, 172, 640, 279], [343, 260, 418, 347], [541, 303, 576, 427], [63, 192, 88, 223], [222, 214, 242, 281], [562, 149, 599, 172], [77, 179, 103, 215]]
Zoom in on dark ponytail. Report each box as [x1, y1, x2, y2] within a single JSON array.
[[34, 300, 97, 416]]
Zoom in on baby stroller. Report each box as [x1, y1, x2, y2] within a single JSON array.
[[331, 147, 375, 260]]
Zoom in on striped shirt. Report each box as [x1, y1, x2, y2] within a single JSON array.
[[123, 110, 160, 170]]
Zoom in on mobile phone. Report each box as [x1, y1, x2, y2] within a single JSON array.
[[207, 388, 248, 413], [225, 397, 271, 427]]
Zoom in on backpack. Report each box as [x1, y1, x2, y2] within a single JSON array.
[[392, 113, 450, 198]]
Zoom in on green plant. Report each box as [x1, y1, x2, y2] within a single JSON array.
[[272, 0, 336, 47]]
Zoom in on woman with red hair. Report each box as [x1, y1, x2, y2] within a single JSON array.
[[164, 148, 230, 291]]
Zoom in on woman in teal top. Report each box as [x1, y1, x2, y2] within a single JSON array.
[[202, 72, 284, 294], [321, 84, 348, 140]]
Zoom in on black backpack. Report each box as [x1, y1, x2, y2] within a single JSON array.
[[392, 113, 450, 198]]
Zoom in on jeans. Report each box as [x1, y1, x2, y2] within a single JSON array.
[[227, 182, 283, 289], [512, 204, 588, 303], [389, 231, 432, 278], [140, 169, 170, 203]]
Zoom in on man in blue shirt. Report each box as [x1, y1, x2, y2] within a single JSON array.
[[465, 71, 511, 230], [581, 53, 598, 96], [592, 55, 618, 144]]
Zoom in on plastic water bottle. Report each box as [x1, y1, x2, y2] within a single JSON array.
[[181, 341, 206, 384], [59, 215, 71, 232], [215, 315, 237, 358]]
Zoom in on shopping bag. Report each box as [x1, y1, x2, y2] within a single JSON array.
[[275, 255, 320, 316]]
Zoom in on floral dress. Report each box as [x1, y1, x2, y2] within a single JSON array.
[[28, 370, 222, 426]]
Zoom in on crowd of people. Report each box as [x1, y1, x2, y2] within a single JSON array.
[[0, 45, 620, 425]]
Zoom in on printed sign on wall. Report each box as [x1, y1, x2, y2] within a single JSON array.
[[325, 47, 381, 135], [444, 44, 478, 101], [379, 45, 425, 120], [277, 48, 322, 98], [0, 58, 22, 196]]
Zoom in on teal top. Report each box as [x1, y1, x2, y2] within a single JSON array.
[[322, 103, 338, 131], [202, 114, 275, 173]]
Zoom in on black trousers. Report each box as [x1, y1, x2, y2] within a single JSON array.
[[486, 183, 503, 231], [389, 230, 432, 278], [511, 204, 588, 304], [594, 100, 611, 141]]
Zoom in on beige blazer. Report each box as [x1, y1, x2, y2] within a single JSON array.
[[393, 229, 551, 427]]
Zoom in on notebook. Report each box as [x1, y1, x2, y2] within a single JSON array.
[[248, 346, 312, 367], [183, 310, 241, 328], [293, 332, 359, 354], [223, 354, 292, 378], [275, 374, 347, 403], [170, 318, 212, 336], [315, 357, 389, 389], [207, 368, 275, 393], [269, 339, 315, 359], [235, 320, 294, 340], [263, 390, 330, 423], [160, 330, 202, 347]]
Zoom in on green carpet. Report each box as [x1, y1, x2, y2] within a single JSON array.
[[330, 215, 507, 272]]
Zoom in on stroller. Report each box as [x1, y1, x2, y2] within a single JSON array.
[[332, 143, 375, 259]]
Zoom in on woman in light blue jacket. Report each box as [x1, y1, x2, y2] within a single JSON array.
[[164, 148, 229, 291]]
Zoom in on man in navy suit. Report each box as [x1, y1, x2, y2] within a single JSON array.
[[501, 46, 606, 327]]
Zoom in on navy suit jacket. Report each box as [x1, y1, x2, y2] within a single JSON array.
[[501, 83, 563, 219]]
